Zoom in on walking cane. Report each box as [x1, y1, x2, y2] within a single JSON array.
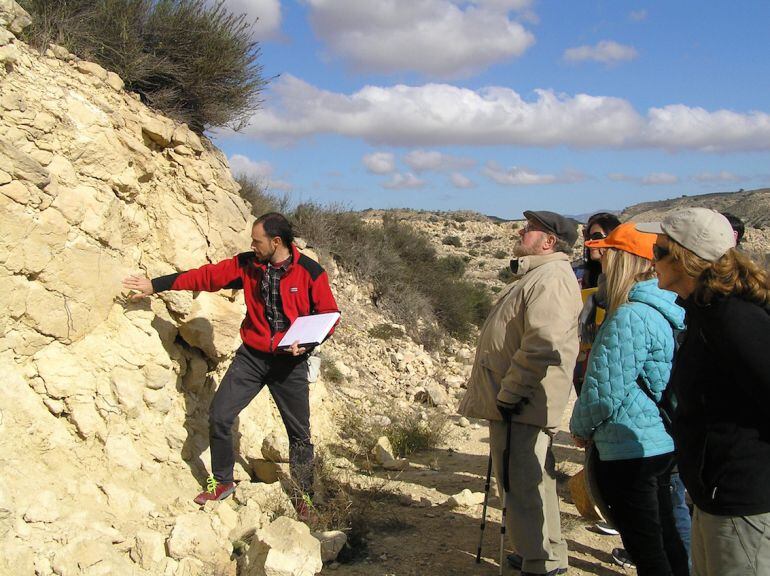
[[475, 452, 493, 563], [500, 415, 512, 576]]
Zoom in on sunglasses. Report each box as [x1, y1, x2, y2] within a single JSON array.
[[652, 244, 671, 261], [587, 231, 606, 241]]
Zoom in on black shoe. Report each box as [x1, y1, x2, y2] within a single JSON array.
[[507, 553, 524, 570], [611, 548, 634, 568], [507, 552, 567, 574]]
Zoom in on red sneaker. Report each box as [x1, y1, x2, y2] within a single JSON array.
[[194, 476, 235, 505], [293, 498, 318, 523]]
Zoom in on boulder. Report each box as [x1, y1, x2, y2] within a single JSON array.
[[371, 436, 396, 464], [131, 530, 167, 570], [240, 516, 322, 576], [311, 530, 347, 563], [261, 432, 290, 463], [166, 511, 232, 570], [414, 381, 448, 407]]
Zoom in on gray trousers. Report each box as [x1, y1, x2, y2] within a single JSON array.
[[692, 507, 770, 576], [490, 420, 568, 574]]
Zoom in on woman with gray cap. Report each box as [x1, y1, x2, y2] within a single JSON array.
[[637, 207, 770, 576]]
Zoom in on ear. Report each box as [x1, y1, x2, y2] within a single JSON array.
[[542, 233, 557, 251]]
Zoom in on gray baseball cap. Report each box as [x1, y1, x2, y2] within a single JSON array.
[[635, 207, 735, 262]]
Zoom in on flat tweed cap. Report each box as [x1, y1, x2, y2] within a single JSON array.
[[524, 210, 579, 247]]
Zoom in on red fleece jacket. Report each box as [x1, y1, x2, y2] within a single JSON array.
[[151, 244, 339, 353]]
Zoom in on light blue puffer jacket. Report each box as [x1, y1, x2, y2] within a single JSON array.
[[570, 279, 685, 461]]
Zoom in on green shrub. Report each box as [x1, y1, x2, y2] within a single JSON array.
[[367, 323, 404, 341], [480, 235, 495, 243], [442, 235, 462, 247], [236, 175, 290, 218], [340, 407, 450, 459], [20, 0, 266, 132], [386, 410, 451, 457], [437, 255, 467, 276], [493, 249, 508, 259]]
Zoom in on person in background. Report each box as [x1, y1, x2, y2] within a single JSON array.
[[721, 212, 745, 246], [575, 212, 621, 396], [570, 222, 689, 576], [582, 212, 622, 289], [460, 211, 582, 576], [123, 212, 339, 513], [638, 208, 770, 576]]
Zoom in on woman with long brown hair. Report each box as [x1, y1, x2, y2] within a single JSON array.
[[637, 208, 770, 576], [570, 222, 689, 576]]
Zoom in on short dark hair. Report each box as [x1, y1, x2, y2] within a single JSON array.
[[721, 212, 745, 245], [254, 212, 294, 246]]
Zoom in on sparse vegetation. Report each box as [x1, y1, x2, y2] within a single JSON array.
[[341, 407, 451, 460], [19, 0, 267, 132], [493, 249, 508, 259], [442, 235, 462, 247], [368, 323, 404, 341]]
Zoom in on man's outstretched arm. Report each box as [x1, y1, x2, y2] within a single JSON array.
[[122, 254, 248, 301]]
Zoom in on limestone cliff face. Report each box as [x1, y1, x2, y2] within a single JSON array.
[[0, 3, 332, 573]]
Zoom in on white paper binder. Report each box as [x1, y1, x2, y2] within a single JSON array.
[[276, 312, 340, 350]]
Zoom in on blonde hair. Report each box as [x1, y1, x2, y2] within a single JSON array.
[[604, 249, 656, 314], [668, 241, 770, 306]]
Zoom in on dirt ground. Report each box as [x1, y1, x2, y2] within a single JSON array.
[[325, 396, 632, 576]]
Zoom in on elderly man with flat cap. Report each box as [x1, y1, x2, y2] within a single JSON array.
[[460, 210, 583, 576]]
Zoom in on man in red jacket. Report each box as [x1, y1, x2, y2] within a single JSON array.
[[123, 212, 339, 510]]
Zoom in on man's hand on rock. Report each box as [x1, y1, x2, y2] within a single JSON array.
[[122, 275, 154, 300]]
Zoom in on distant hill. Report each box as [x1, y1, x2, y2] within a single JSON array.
[[622, 188, 770, 229]]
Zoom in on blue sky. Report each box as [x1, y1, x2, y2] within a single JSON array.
[[212, 1, 770, 220]]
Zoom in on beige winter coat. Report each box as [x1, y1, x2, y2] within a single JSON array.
[[458, 252, 582, 429]]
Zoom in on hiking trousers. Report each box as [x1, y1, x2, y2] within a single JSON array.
[[489, 420, 568, 575], [692, 507, 770, 576], [209, 344, 313, 493]]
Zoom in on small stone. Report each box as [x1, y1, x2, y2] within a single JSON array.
[[458, 417, 470, 427], [447, 489, 485, 508]]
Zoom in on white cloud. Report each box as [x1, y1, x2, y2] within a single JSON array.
[[641, 172, 679, 185], [482, 162, 585, 186], [304, 0, 535, 77], [564, 40, 638, 64], [363, 152, 396, 174], [629, 9, 647, 21], [450, 172, 475, 188], [219, 0, 281, 39], [404, 149, 476, 172], [608, 171, 679, 185], [694, 171, 742, 183], [383, 172, 425, 190], [228, 154, 293, 191], [240, 75, 770, 153]]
